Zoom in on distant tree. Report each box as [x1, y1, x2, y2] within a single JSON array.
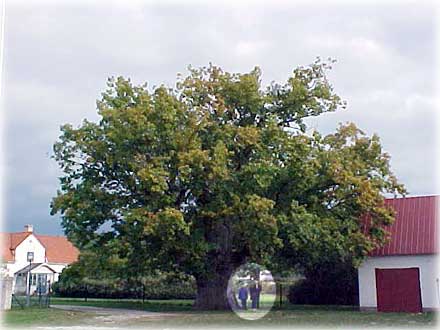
[[51, 59, 405, 309], [55, 248, 125, 288], [235, 262, 261, 280]]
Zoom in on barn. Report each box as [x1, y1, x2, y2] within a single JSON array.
[[358, 195, 439, 312]]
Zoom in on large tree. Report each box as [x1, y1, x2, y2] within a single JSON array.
[[51, 59, 404, 309]]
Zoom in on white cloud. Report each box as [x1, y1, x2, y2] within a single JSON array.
[[235, 40, 269, 57]]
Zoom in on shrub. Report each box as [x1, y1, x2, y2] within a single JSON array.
[[287, 264, 358, 305]]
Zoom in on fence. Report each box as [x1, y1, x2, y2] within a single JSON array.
[[11, 292, 51, 309]]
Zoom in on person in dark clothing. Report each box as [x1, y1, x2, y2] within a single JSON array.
[[249, 283, 262, 309], [238, 285, 249, 310]]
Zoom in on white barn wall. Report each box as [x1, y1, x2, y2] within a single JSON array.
[[358, 254, 439, 310]]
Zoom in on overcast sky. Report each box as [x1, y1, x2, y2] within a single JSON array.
[[2, 1, 438, 235]]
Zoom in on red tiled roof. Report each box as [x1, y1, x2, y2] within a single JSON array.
[[0, 232, 32, 262], [37, 235, 79, 264], [370, 195, 438, 256], [0, 231, 79, 264]]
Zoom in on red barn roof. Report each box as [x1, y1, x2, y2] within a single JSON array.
[[0, 231, 79, 264], [370, 195, 438, 257]]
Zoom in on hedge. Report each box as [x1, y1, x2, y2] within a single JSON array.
[[52, 276, 197, 300], [287, 265, 359, 305]]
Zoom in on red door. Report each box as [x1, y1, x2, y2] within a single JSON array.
[[375, 268, 422, 313]]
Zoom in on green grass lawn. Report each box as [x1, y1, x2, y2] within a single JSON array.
[[50, 296, 195, 312], [48, 293, 276, 310], [1, 306, 94, 328], [2, 297, 436, 328]]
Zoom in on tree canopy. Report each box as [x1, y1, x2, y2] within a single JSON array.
[[51, 59, 405, 309]]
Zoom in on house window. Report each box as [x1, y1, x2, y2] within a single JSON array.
[[31, 274, 37, 286]]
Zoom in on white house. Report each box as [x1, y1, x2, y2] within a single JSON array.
[[0, 225, 79, 295], [358, 195, 439, 312]]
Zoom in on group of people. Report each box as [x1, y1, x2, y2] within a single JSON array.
[[237, 282, 261, 310]]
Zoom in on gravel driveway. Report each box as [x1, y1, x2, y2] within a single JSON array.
[[38, 304, 183, 329]]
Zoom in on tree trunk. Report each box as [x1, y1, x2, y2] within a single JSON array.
[[193, 217, 243, 310], [194, 273, 231, 310]]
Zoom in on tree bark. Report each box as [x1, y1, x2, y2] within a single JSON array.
[[194, 272, 232, 310], [192, 217, 244, 310]]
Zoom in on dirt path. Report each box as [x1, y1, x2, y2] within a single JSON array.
[[51, 304, 178, 320], [44, 304, 183, 328]]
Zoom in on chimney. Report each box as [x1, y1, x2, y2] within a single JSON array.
[[24, 224, 33, 233]]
